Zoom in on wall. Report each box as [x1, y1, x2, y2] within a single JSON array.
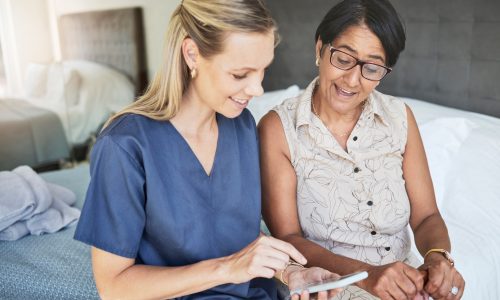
[[11, 0, 54, 67], [0, 0, 54, 95], [51, 0, 181, 80]]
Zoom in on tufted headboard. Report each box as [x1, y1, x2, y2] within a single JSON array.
[[58, 7, 148, 95], [263, 0, 500, 118]]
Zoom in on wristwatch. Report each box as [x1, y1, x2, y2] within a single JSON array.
[[424, 248, 455, 266]]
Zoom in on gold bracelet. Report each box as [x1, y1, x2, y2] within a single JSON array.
[[424, 248, 454, 266], [279, 260, 305, 286]]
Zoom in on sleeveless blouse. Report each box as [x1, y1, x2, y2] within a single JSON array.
[[273, 78, 420, 299]]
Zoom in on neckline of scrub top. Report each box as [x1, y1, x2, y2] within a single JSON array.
[[166, 113, 224, 178]]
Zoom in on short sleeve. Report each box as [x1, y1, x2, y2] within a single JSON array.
[[74, 135, 146, 258]]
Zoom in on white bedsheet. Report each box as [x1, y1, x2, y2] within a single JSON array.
[[403, 98, 500, 300], [248, 87, 500, 300]]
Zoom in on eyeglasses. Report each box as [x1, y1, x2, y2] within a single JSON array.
[[328, 45, 392, 81]]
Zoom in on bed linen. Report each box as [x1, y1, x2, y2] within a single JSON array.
[[403, 98, 500, 300], [0, 98, 70, 171]]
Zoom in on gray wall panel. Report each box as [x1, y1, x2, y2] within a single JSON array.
[[263, 0, 500, 117]]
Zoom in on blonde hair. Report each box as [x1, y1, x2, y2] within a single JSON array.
[[104, 0, 278, 128]]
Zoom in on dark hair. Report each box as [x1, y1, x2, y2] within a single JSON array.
[[315, 0, 405, 67]]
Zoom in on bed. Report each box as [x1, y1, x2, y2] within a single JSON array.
[[0, 98, 70, 171], [2, 92, 498, 300], [0, 7, 147, 171]]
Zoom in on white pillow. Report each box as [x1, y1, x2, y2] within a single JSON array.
[[60, 60, 135, 144], [418, 117, 476, 206], [45, 63, 81, 106], [45, 64, 64, 104], [62, 60, 135, 112], [63, 68, 82, 107], [248, 85, 301, 123], [24, 63, 49, 98]]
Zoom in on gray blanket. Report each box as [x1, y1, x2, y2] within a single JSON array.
[[0, 98, 70, 170]]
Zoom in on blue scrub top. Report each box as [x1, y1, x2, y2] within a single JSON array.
[[74, 109, 277, 299]]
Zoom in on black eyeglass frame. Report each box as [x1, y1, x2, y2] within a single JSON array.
[[328, 45, 392, 81]]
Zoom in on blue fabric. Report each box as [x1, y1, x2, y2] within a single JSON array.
[[74, 110, 277, 299]]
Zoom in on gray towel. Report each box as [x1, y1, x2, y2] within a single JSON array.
[[0, 198, 80, 241], [0, 166, 80, 241], [0, 171, 37, 231], [27, 197, 80, 236], [13, 166, 52, 217], [0, 220, 29, 241], [47, 182, 77, 206]]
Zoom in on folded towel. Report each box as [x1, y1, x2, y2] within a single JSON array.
[[0, 166, 80, 241], [27, 198, 80, 235], [0, 171, 36, 231], [47, 182, 77, 206], [0, 197, 80, 240], [13, 166, 52, 217], [0, 220, 29, 241]]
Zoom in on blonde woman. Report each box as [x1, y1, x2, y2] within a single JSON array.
[[74, 1, 340, 299]]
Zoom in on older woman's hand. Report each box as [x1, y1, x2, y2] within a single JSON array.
[[287, 267, 342, 300], [419, 253, 465, 299], [359, 262, 425, 300]]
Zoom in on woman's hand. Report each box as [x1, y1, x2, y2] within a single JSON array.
[[419, 253, 465, 299], [359, 262, 426, 300], [222, 235, 307, 284], [287, 267, 342, 300]]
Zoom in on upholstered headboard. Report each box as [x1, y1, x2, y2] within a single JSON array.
[[58, 7, 148, 95], [263, 0, 500, 117]]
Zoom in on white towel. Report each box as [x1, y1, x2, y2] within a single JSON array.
[[0, 166, 80, 241]]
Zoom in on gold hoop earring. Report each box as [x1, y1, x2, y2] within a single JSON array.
[[315, 58, 320, 67], [190, 67, 197, 79]]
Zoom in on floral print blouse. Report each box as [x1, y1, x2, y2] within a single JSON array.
[[273, 78, 421, 299]]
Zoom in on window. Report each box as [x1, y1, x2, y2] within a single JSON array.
[[0, 38, 6, 96]]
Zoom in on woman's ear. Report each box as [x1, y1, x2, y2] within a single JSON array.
[[181, 38, 199, 69], [315, 39, 324, 61]]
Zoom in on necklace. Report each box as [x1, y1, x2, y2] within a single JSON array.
[[311, 98, 352, 138]]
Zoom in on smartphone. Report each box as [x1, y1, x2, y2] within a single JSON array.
[[289, 271, 368, 295]]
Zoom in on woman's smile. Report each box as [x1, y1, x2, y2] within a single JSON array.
[[229, 96, 250, 109]]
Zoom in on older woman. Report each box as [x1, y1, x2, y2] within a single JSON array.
[[259, 0, 465, 299]]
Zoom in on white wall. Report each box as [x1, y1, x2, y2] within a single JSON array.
[[11, 0, 54, 67], [0, 0, 180, 94], [0, 0, 54, 95], [51, 0, 181, 80]]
